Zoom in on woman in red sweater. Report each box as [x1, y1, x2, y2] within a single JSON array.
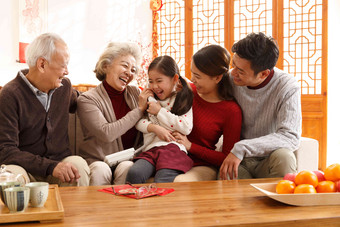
[[173, 45, 242, 181]]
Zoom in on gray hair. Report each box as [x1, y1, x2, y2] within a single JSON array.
[[94, 42, 142, 81], [25, 33, 67, 67]]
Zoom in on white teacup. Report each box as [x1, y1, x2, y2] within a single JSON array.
[[0, 181, 21, 206], [25, 182, 49, 207], [4, 187, 30, 212]]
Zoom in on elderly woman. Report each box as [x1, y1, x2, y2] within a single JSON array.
[[77, 42, 152, 185]]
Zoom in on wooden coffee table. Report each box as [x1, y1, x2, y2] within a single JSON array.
[[6, 178, 340, 226]]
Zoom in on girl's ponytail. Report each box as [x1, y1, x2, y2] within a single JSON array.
[[172, 76, 193, 116]]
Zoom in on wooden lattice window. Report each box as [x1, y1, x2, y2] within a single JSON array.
[[192, 1, 225, 50], [282, 0, 324, 95], [158, 1, 186, 75], [233, 0, 273, 39]]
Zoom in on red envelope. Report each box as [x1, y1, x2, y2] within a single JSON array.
[[99, 184, 174, 199]]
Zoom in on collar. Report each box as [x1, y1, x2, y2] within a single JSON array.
[[19, 70, 60, 95], [103, 80, 125, 96], [247, 69, 274, 90]]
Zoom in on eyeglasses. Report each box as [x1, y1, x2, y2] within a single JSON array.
[[112, 183, 159, 199]]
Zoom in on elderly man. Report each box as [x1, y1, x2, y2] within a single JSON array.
[[0, 33, 90, 186]]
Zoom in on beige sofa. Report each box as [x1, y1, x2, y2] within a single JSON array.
[[69, 113, 319, 173]]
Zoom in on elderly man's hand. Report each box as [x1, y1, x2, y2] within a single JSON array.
[[52, 162, 80, 183]]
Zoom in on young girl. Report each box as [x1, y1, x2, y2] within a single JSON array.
[[126, 55, 194, 183]]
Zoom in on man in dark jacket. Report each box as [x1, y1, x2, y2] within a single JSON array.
[[0, 33, 89, 186]]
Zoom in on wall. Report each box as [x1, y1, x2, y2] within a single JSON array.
[[0, 0, 20, 84], [0, 0, 152, 86], [327, 0, 340, 166]]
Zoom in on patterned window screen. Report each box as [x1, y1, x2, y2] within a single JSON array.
[[158, 1, 185, 76], [233, 0, 273, 40], [192, 0, 225, 52], [282, 0, 323, 95]]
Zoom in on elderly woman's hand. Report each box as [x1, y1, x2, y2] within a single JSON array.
[[138, 88, 153, 111]]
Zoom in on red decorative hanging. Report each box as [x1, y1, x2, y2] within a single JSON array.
[[150, 0, 162, 59]]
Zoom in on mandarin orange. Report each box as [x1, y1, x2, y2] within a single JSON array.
[[295, 170, 318, 187], [316, 180, 336, 193], [324, 163, 340, 182], [276, 180, 296, 194], [294, 184, 317, 194]]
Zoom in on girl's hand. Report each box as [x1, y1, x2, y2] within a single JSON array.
[[148, 124, 176, 142], [147, 101, 161, 115], [138, 88, 154, 111], [172, 131, 192, 151]]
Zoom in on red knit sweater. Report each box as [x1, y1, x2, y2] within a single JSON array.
[[188, 84, 242, 167]]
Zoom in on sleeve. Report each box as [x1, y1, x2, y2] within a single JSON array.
[[136, 117, 152, 133], [231, 88, 302, 160], [77, 93, 143, 143], [189, 103, 242, 167], [157, 107, 193, 135], [0, 88, 59, 177]]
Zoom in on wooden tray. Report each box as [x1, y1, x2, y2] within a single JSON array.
[[0, 184, 64, 223], [251, 183, 340, 206]]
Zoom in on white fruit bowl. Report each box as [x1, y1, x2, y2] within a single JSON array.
[[251, 183, 340, 206]]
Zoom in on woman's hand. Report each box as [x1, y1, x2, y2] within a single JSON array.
[[148, 124, 176, 142], [138, 88, 154, 111], [147, 101, 161, 115], [172, 131, 192, 151]]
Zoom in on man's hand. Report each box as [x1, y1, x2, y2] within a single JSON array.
[[172, 131, 192, 151], [219, 153, 241, 180], [52, 162, 80, 183]]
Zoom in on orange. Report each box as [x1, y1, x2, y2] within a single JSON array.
[[324, 163, 340, 182], [316, 180, 336, 193], [294, 184, 317, 194], [276, 180, 296, 194], [295, 170, 318, 187]]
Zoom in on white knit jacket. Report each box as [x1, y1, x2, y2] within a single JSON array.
[[136, 95, 193, 153]]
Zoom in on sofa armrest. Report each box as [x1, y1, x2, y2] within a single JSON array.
[[294, 137, 319, 172]]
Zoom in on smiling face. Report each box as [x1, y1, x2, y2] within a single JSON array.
[[148, 69, 178, 100], [105, 54, 137, 91], [42, 42, 70, 92], [190, 61, 221, 98], [230, 54, 267, 87]]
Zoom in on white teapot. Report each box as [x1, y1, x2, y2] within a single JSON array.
[[0, 164, 28, 185]]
